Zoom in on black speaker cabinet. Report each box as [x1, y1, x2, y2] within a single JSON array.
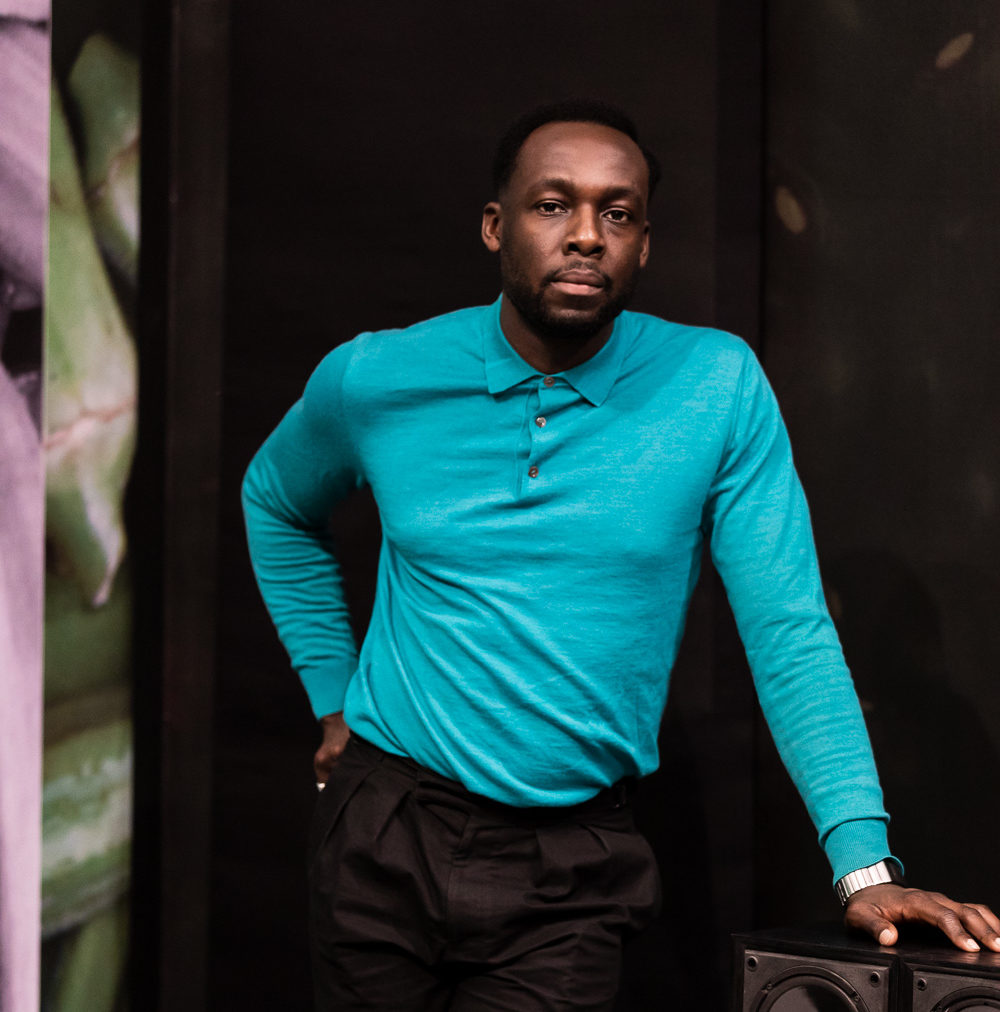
[[904, 953, 1000, 1011], [733, 925, 898, 1012], [733, 925, 1000, 1012]]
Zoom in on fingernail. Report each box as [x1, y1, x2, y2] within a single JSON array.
[[964, 938, 980, 951], [878, 929, 894, 945]]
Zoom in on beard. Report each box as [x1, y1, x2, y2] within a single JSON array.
[[499, 249, 641, 343]]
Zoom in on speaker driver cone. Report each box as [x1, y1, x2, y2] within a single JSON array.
[[753, 967, 871, 1012], [930, 989, 1000, 1012]]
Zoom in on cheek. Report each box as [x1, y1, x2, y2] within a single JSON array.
[[617, 239, 648, 271], [502, 234, 547, 278]]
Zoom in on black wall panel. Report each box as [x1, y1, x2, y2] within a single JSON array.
[[758, 1, 1000, 924]]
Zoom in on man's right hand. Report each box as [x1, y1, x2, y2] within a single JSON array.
[[314, 711, 351, 786]]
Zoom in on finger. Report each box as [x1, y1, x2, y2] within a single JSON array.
[[843, 902, 898, 946], [951, 904, 995, 949], [960, 903, 1000, 952], [967, 903, 1000, 937], [906, 893, 980, 952]]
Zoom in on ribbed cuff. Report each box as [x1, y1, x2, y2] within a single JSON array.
[[299, 656, 358, 719], [823, 818, 903, 884]]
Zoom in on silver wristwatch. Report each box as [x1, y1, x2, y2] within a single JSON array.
[[835, 859, 904, 905]]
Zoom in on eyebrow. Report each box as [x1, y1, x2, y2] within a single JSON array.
[[530, 177, 644, 202]]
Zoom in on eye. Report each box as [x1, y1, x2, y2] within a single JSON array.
[[536, 200, 566, 215], [603, 208, 632, 224]]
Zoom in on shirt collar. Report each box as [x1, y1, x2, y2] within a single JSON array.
[[482, 295, 627, 407]]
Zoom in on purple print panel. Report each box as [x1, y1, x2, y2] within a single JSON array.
[[0, 6, 49, 1012], [40, 5, 140, 1008]]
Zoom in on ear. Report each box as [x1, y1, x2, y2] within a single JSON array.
[[639, 220, 650, 269], [481, 200, 502, 253]]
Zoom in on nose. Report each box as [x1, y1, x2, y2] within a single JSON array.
[[563, 206, 604, 257]]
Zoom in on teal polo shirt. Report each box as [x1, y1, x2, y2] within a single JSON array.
[[243, 297, 893, 881]]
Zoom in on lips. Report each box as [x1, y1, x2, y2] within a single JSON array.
[[549, 268, 608, 296]]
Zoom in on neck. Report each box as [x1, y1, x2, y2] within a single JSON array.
[[498, 294, 614, 374]]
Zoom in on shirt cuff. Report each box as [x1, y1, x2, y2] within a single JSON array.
[[823, 818, 904, 885], [299, 656, 358, 719]]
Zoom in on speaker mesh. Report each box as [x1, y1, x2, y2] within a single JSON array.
[[742, 950, 888, 1012]]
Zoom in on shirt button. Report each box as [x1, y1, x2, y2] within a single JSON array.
[[535, 416, 546, 428], [543, 376, 555, 387], [528, 466, 539, 478]]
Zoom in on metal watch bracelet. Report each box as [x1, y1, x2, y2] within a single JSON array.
[[835, 859, 904, 905]]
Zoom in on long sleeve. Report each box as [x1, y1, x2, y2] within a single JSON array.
[[242, 342, 365, 718], [704, 348, 895, 882]]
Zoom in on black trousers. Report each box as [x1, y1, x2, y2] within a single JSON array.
[[308, 735, 661, 1011]]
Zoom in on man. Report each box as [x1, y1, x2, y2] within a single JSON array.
[[243, 101, 1000, 1009]]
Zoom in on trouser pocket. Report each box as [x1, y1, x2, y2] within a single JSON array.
[[307, 738, 378, 871]]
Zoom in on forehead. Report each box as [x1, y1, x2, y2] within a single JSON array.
[[510, 120, 649, 197]]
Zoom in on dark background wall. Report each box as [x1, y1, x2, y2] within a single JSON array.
[[147, 0, 1000, 1009]]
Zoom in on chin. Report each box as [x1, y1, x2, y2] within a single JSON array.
[[536, 297, 618, 340], [537, 313, 610, 343]]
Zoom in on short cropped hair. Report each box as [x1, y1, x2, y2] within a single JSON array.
[[492, 99, 661, 199]]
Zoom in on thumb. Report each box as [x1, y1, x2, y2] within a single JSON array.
[[845, 902, 898, 946], [314, 744, 335, 783]]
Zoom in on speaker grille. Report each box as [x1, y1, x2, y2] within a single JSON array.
[[742, 950, 890, 1012], [910, 969, 1000, 1012], [733, 927, 1000, 1012]]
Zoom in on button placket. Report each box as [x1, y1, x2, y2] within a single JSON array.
[[513, 382, 542, 494], [527, 374, 560, 480]]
